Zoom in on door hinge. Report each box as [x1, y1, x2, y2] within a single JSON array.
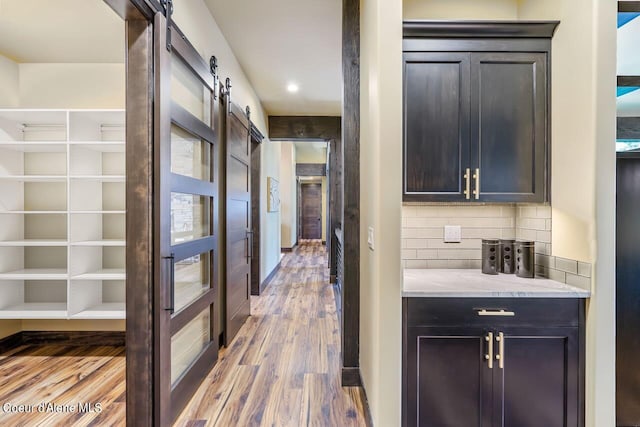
[[161, 0, 173, 52]]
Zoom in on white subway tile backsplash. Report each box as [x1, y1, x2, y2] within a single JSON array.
[[401, 204, 592, 290], [536, 230, 552, 244], [417, 249, 439, 259], [405, 260, 428, 269], [565, 273, 591, 290], [547, 268, 567, 283], [402, 249, 418, 260], [427, 239, 482, 249], [555, 257, 578, 275], [578, 262, 591, 278], [462, 228, 504, 239], [436, 249, 481, 260], [404, 239, 429, 249]]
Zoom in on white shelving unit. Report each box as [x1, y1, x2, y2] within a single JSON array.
[[0, 109, 126, 320]]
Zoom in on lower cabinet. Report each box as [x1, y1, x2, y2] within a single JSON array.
[[403, 298, 585, 427]]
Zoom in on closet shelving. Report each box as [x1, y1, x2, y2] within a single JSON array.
[[0, 109, 126, 319]]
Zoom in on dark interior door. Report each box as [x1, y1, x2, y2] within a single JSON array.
[[616, 155, 640, 426], [223, 96, 251, 346], [471, 52, 547, 203], [403, 52, 471, 201], [301, 183, 322, 239], [494, 328, 580, 427], [154, 12, 219, 425]]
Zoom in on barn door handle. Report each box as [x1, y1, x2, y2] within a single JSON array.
[[163, 254, 175, 314], [246, 230, 254, 259], [485, 332, 494, 369]]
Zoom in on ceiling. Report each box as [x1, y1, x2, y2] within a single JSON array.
[[204, 0, 342, 116], [0, 0, 124, 63]]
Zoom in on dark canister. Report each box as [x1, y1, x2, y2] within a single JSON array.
[[481, 239, 500, 275], [515, 240, 535, 278], [500, 239, 516, 274]]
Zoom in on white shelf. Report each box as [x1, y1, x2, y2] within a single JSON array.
[[0, 142, 66, 152], [72, 269, 126, 281], [68, 141, 125, 152], [0, 269, 68, 280], [0, 109, 126, 320], [0, 239, 68, 247], [0, 175, 67, 182], [71, 240, 125, 247], [69, 175, 125, 182], [70, 210, 126, 214], [0, 303, 68, 319], [71, 303, 125, 320], [0, 210, 67, 214]]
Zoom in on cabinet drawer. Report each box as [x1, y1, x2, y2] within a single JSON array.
[[405, 297, 581, 328]]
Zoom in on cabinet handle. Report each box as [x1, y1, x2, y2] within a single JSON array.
[[473, 168, 480, 200], [485, 332, 494, 369], [477, 309, 515, 317], [496, 332, 505, 369], [463, 168, 470, 199]]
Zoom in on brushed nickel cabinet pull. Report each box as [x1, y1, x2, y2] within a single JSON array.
[[473, 168, 480, 200], [496, 332, 505, 369], [464, 168, 471, 199], [485, 332, 494, 369], [477, 309, 515, 317]]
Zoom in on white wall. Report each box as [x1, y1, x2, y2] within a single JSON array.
[[173, 0, 281, 283], [0, 54, 19, 108], [360, 0, 403, 425], [19, 63, 125, 109], [403, 0, 518, 19], [280, 142, 297, 248], [516, 2, 617, 425]]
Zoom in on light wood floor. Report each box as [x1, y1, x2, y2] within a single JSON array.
[[0, 345, 125, 426], [175, 240, 369, 426], [0, 241, 368, 426]]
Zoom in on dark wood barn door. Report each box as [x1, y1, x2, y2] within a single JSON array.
[[154, 12, 219, 426], [301, 183, 322, 239], [222, 91, 252, 346]]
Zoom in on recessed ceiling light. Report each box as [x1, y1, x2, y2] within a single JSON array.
[[287, 83, 299, 93]]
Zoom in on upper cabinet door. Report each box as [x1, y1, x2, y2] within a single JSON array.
[[470, 52, 548, 203], [403, 52, 471, 202]]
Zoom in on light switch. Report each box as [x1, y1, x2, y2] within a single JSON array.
[[368, 227, 375, 250], [444, 225, 462, 243]]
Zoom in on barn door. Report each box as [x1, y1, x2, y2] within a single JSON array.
[[154, 11, 219, 425]]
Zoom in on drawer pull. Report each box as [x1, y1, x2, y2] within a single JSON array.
[[477, 309, 515, 317]]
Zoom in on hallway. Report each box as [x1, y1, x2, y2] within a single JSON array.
[[176, 240, 368, 426], [0, 242, 367, 426]]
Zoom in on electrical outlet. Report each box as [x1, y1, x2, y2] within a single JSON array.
[[444, 225, 462, 243], [368, 227, 375, 250]]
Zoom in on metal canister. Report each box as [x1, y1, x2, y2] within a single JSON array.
[[515, 240, 535, 278], [481, 239, 500, 275], [500, 239, 515, 274]]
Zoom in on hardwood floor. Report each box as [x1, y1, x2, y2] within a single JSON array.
[[0, 345, 125, 426], [0, 241, 368, 426], [175, 240, 369, 426]]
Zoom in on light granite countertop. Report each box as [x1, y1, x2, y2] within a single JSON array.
[[403, 269, 591, 298]]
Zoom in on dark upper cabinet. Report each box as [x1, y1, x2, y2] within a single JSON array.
[[403, 298, 585, 427], [402, 21, 558, 203], [404, 52, 470, 201]]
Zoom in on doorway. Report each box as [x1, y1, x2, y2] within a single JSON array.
[[301, 182, 323, 239]]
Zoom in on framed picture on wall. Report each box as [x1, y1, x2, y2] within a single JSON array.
[[267, 177, 280, 212]]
